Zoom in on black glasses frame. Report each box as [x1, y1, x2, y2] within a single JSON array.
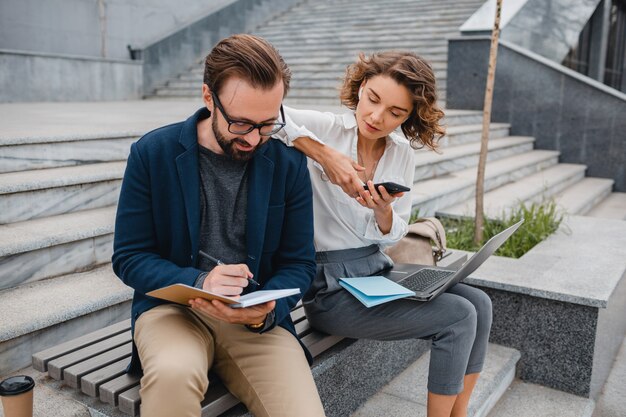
[[211, 92, 286, 136]]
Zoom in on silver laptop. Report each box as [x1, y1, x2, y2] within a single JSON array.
[[382, 219, 524, 301]]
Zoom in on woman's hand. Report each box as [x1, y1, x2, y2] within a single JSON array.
[[356, 181, 404, 234], [318, 146, 366, 197]]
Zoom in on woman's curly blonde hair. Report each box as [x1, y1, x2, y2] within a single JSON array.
[[340, 51, 445, 150]]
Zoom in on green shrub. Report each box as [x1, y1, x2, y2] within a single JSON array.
[[433, 200, 564, 258]]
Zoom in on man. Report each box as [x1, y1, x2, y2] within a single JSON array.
[[112, 34, 325, 417]]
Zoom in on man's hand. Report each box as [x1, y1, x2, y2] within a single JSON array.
[[189, 298, 275, 326], [202, 263, 252, 297], [319, 146, 366, 197]]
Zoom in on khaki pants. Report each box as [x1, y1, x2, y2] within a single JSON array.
[[134, 304, 325, 417]]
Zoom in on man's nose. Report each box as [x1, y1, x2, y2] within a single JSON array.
[[243, 129, 262, 146]]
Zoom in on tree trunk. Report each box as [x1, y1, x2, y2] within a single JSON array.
[[474, 0, 503, 245]]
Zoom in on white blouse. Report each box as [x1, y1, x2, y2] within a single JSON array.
[[274, 106, 415, 252]]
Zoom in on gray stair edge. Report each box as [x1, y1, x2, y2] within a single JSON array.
[[436, 163, 587, 219], [0, 265, 132, 342], [0, 162, 126, 194], [411, 150, 561, 206], [470, 346, 521, 417], [0, 132, 141, 146], [0, 206, 116, 257]]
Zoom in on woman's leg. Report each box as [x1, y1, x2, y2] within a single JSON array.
[[446, 284, 493, 417], [305, 289, 478, 400]]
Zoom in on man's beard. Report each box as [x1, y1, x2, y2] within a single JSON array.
[[212, 116, 263, 161]]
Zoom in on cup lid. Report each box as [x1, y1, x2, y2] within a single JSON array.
[[0, 375, 35, 396]]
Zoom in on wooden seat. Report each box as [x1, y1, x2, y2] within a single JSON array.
[[32, 304, 343, 416]]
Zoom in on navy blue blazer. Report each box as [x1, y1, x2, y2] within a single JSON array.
[[112, 108, 316, 372]]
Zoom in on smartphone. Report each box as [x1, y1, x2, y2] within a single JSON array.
[[363, 182, 411, 194]]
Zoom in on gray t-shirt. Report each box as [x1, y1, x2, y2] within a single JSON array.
[[198, 145, 249, 272]]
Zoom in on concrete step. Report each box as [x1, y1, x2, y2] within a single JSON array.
[[0, 206, 116, 291], [186, 60, 448, 76], [437, 163, 588, 220], [277, 3, 481, 20], [414, 136, 536, 181], [411, 150, 560, 216], [275, 45, 449, 58], [351, 344, 520, 417], [165, 76, 448, 91], [593, 335, 626, 417], [257, 25, 460, 38], [0, 162, 125, 224], [269, 36, 450, 49], [586, 192, 626, 220], [175, 70, 447, 86], [0, 133, 135, 174], [0, 265, 132, 376], [487, 380, 595, 417], [554, 177, 614, 216], [440, 123, 511, 147]]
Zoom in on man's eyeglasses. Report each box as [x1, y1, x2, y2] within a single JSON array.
[[212, 92, 286, 136]]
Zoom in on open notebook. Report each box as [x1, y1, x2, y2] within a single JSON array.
[[147, 284, 300, 308]]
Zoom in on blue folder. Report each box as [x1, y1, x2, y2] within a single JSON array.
[[338, 276, 415, 308]]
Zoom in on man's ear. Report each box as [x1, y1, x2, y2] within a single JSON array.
[[202, 84, 213, 109]]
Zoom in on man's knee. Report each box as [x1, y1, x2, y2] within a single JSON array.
[[142, 358, 209, 392]]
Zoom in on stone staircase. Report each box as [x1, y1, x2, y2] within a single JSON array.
[[148, 0, 626, 223], [151, 0, 488, 104]]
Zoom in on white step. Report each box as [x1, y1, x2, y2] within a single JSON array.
[[0, 162, 125, 224], [554, 177, 614, 216], [278, 3, 480, 20], [0, 133, 134, 174], [0, 265, 132, 376], [586, 192, 626, 220], [440, 123, 511, 146], [487, 380, 595, 417], [270, 36, 450, 49], [438, 163, 587, 220], [169, 75, 447, 90], [0, 206, 116, 290], [351, 344, 520, 417], [277, 45, 449, 59], [414, 136, 535, 181], [187, 60, 448, 75], [593, 335, 626, 417], [412, 150, 560, 216]]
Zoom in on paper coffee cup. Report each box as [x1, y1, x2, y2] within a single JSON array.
[[0, 375, 35, 417]]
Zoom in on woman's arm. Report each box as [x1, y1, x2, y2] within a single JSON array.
[[276, 106, 365, 196]]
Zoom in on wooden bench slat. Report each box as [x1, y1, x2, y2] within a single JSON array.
[[32, 319, 131, 372], [99, 373, 141, 405], [81, 357, 131, 397], [63, 342, 132, 389], [290, 307, 306, 323], [118, 385, 141, 416], [200, 381, 240, 417], [47, 332, 132, 380], [295, 319, 312, 337]]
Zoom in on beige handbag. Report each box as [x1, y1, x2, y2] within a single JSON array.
[[385, 217, 447, 266]]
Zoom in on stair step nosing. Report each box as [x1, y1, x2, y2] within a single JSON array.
[[0, 207, 116, 257]]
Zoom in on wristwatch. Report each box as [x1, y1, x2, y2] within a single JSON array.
[[245, 310, 275, 333], [247, 320, 265, 330]]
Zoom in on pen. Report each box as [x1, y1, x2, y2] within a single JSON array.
[[198, 250, 260, 286]]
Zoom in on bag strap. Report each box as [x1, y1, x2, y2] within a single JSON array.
[[407, 217, 447, 261]]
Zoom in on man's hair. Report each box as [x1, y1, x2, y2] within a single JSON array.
[[340, 51, 445, 151], [203, 34, 291, 96]]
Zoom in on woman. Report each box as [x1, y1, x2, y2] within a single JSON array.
[[276, 51, 492, 417]]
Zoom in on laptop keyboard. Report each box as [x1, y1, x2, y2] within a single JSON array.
[[401, 268, 454, 292]]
